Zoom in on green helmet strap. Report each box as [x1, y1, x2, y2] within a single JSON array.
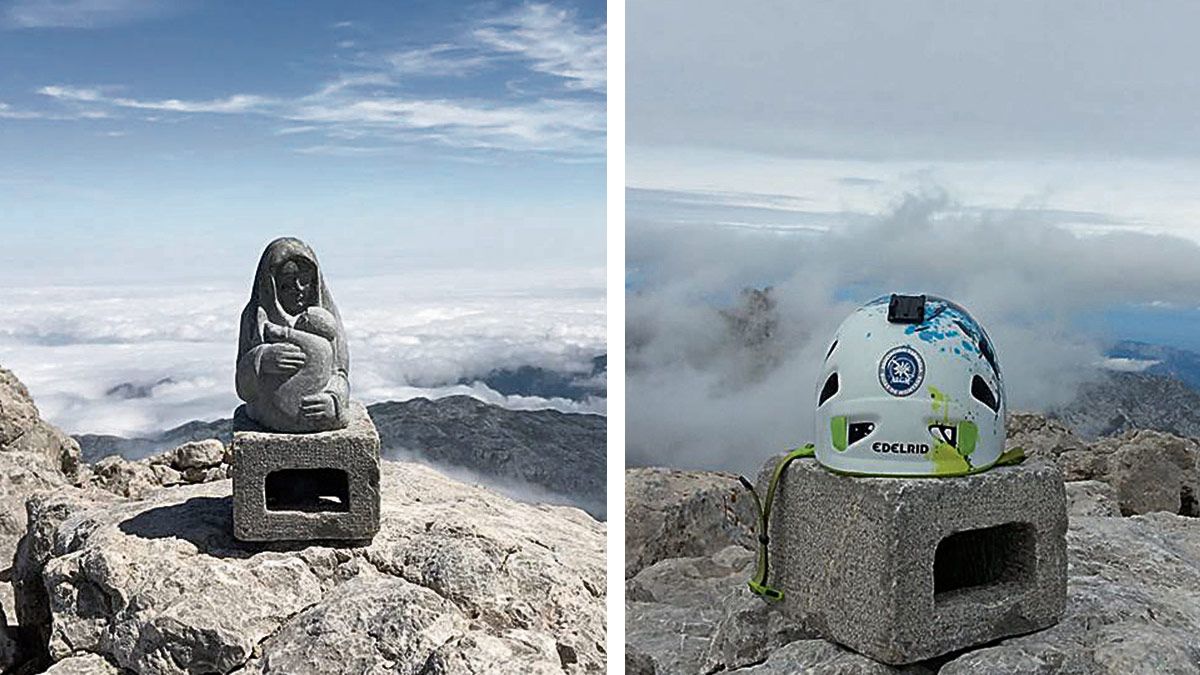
[[738, 444, 1027, 602], [739, 444, 815, 602]]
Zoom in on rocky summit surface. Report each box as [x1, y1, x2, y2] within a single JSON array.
[[0, 365, 606, 674], [75, 396, 606, 518], [16, 461, 605, 674], [626, 415, 1200, 674], [1009, 412, 1200, 517]]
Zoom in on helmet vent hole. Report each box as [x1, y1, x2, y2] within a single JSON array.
[[848, 422, 875, 445], [971, 375, 999, 413], [818, 373, 839, 406], [825, 340, 838, 360]]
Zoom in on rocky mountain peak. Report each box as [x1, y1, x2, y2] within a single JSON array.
[[0, 365, 606, 674]]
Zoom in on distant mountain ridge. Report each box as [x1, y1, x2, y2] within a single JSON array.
[[1049, 370, 1200, 440], [1107, 340, 1200, 392], [75, 395, 605, 518], [1044, 341, 1200, 440], [463, 354, 607, 401]]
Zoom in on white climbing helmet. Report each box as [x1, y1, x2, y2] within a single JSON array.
[[814, 294, 1006, 477]]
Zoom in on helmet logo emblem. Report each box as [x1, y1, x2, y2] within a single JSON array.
[[879, 346, 925, 397]]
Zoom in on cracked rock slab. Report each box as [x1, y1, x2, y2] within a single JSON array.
[[29, 460, 606, 674]]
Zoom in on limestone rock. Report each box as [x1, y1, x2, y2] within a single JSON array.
[[0, 367, 39, 448], [13, 486, 119, 666], [1065, 480, 1120, 518], [167, 439, 225, 471], [1009, 413, 1200, 516], [85, 443, 231, 499], [626, 546, 775, 675], [26, 460, 605, 674], [149, 464, 181, 487], [1107, 442, 1181, 516], [1095, 430, 1200, 516], [88, 455, 161, 499], [624, 467, 755, 578], [42, 653, 122, 674], [726, 640, 928, 674], [1050, 370, 1200, 441], [0, 367, 81, 478], [0, 451, 73, 622]]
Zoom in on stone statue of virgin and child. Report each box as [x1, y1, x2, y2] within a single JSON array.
[[235, 237, 350, 433], [232, 237, 380, 542]]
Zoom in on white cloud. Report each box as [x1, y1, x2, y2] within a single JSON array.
[[475, 3, 606, 93], [0, 99, 100, 120], [38, 85, 273, 114], [34, 81, 604, 156], [0, 101, 44, 119], [1101, 357, 1160, 373], [385, 44, 493, 77], [5, 0, 179, 29], [0, 269, 605, 437]]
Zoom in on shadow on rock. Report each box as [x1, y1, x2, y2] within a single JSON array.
[[117, 496, 255, 558], [118, 496, 367, 558]]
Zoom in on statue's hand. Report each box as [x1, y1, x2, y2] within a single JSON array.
[[300, 392, 336, 422], [261, 343, 306, 374], [262, 321, 288, 342]]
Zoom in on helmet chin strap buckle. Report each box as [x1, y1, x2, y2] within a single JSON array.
[[887, 294, 926, 324]]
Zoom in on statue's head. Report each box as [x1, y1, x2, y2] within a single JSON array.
[[275, 256, 318, 315]]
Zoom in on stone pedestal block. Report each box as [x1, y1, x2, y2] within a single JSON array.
[[759, 457, 1067, 664], [233, 400, 380, 542]]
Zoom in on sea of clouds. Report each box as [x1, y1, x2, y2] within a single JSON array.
[[627, 188, 1200, 475], [0, 268, 605, 437]]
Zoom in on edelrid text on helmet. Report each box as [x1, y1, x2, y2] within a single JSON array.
[[814, 293, 1005, 477]]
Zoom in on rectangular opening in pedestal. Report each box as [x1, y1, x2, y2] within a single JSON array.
[[265, 468, 350, 512], [934, 522, 1035, 602]]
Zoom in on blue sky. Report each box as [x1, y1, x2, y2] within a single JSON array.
[[0, 0, 606, 284]]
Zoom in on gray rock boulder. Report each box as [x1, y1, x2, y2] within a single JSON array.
[[21, 460, 605, 674], [42, 653, 123, 674], [1094, 430, 1200, 516], [727, 640, 929, 674], [624, 467, 755, 578], [0, 451, 71, 618], [625, 544, 814, 674], [1106, 442, 1181, 516], [1065, 481, 1120, 518], [626, 546, 754, 675], [166, 439, 225, 471], [12, 485, 119, 670], [0, 366, 80, 478], [83, 442, 231, 499], [1009, 413, 1200, 517]]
